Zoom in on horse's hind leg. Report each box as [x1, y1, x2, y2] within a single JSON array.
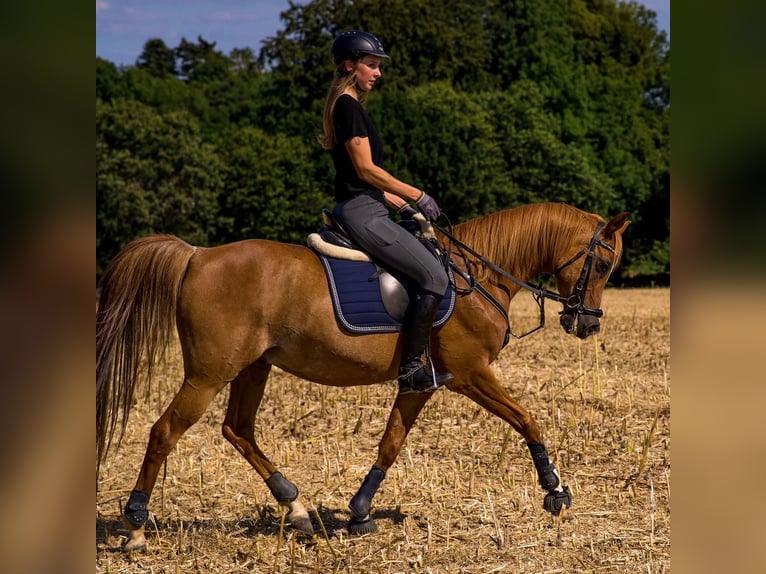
[[452, 367, 572, 517], [221, 361, 313, 536], [123, 376, 227, 550], [348, 392, 432, 534]]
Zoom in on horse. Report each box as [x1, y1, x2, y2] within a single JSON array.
[[96, 202, 629, 550]]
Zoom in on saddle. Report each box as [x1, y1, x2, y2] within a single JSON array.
[[308, 209, 433, 260], [307, 210, 455, 333]]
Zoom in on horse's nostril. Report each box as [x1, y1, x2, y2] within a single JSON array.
[[560, 313, 575, 333], [576, 318, 601, 339], [585, 323, 600, 337]]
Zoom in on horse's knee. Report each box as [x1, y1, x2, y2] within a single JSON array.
[[377, 416, 409, 464], [147, 420, 177, 457], [518, 413, 542, 441], [221, 423, 247, 450]]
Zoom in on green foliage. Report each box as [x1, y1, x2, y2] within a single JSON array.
[[136, 38, 176, 78], [374, 83, 511, 219], [216, 127, 332, 244], [96, 0, 669, 284], [480, 81, 615, 212], [96, 99, 224, 274], [623, 237, 670, 283], [96, 57, 129, 101]]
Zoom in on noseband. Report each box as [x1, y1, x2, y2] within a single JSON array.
[[434, 220, 616, 339]]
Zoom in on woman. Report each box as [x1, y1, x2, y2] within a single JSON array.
[[319, 30, 453, 394]]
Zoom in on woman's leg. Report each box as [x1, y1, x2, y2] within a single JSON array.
[[334, 195, 452, 392]]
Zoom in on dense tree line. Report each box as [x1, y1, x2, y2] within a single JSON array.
[[96, 0, 669, 284]]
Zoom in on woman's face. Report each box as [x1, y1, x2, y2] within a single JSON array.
[[354, 56, 383, 92]]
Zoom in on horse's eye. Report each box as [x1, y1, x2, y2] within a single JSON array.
[[596, 259, 610, 275]]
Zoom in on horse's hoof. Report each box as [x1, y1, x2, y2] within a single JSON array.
[[290, 514, 315, 536], [282, 500, 314, 536], [121, 518, 146, 551], [348, 515, 378, 535], [543, 485, 572, 516], [122, 530, 147, 551]]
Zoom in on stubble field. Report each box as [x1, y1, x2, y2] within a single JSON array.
[[96, 287, 670, 573]]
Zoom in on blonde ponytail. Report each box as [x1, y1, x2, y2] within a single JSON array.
[[318, 64, 367, 150]]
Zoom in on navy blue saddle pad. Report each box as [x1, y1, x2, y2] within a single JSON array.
[[318, 255, 456, 334]]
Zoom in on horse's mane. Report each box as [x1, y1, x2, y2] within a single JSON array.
[[451, 203, 602, 282]]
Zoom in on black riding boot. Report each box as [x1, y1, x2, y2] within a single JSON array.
[[398, 293, 454, 394]]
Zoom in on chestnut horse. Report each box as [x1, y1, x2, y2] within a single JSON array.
[[97, 202, 629, 550]]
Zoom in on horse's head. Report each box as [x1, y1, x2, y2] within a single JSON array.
[[554, 212, 630, 339]]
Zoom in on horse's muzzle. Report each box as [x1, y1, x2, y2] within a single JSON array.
[[560, 312, 576, 334], [560, 312, 600, 339], [576, 314, 600, 339]]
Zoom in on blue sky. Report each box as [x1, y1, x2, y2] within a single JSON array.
[[96, 0, 670, 67]]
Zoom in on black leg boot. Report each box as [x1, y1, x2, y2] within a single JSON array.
[[398, 293, 454, 394]]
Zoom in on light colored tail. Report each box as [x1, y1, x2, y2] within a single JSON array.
[[96, 234, 195, 468]]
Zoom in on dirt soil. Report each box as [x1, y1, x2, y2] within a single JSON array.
[[96, 287, 670, 573]]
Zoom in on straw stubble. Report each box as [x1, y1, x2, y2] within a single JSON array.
[[97, 287, 669, 573]]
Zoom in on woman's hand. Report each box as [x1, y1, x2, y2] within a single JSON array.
[[416, 192, 442, 221], [397, 204, 418, 219]]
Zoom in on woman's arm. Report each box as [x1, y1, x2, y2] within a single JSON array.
[[383, 192, 406, 210], [345, 136, 423, 202]]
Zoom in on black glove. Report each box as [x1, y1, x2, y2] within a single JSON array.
[[397, 204, 418, 219], [416, 192, 442, 221]]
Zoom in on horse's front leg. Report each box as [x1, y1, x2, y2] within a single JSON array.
[[450, 367, 572, 517], [347, 392, 431, 534]]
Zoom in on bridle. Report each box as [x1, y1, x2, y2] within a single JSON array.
[[552, 221, 616, 333], [433, 221, 616, 340]]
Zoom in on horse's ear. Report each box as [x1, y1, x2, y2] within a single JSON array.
[[603, 212, 630, 239]]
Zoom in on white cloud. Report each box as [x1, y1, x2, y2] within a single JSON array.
[[96, 1, 110, 12]]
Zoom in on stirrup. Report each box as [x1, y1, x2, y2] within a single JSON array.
[[397, 365, 452, 395]]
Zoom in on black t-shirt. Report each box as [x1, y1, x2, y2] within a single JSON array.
[[331, 94, 385, 202]]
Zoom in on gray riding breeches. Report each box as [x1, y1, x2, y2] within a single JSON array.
[[333, 194, 448, 297]]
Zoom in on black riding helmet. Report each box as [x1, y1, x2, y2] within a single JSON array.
[[331, 30, 389, 65]]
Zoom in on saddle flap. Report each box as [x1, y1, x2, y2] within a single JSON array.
[[318, 255, 456, 334]]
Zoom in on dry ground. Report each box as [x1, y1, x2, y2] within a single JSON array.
[[96, 287, 670, 573]]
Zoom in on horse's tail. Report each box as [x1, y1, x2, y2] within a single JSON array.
[[96, 234, 195, 469]]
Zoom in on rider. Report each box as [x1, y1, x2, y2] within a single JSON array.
[[319, 30, 453, 394]]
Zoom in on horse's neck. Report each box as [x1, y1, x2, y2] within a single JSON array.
[[452, 209, 559, 284]]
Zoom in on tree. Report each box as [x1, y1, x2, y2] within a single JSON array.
[[136, 38, 176, 78], [119, 66, 199, 111], [176, 36, 229, 82], [216, 126, 332, 244], [228, 47, 261, 75], [96, 57, 128, 102], [374, 82, 512, 219], [96, 0, 670, 284], [96, 99, 224, 273], [481, 82, 615, 213]]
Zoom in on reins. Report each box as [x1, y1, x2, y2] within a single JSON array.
[[432, 216, 615, 340]]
